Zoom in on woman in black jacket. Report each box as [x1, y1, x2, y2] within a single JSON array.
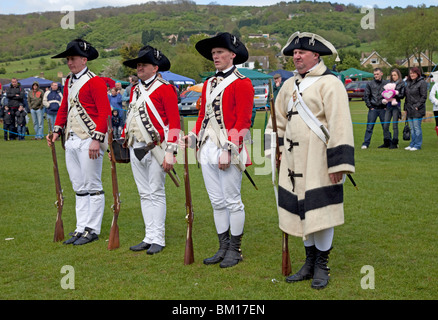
[[383, 68, 405, 149], [404, 67, 428, 151]]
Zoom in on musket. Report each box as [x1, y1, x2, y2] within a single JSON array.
[[48, 119, 65, 242], [269, 79, 292, 276], [180, 116, 194, 265], [107, 117, 121, 250]]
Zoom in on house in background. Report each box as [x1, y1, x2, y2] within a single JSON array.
[[237, 56, 270, 70], [399, 52, 436, 68], [361, 51, 392, 69]]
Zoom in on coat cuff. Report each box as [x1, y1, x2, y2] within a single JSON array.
[[165, 142, 178, 155], [53, 126, 63, 135], [91, 131, 106, 143]]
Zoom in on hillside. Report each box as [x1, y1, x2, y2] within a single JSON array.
[[0, 1, 435, 82], [0, 1, 407, 60]]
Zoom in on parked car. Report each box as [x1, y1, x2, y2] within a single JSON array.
[[253, 85, 269, 107], [178, 90, 201, 116], [345, 81, 369, 101]]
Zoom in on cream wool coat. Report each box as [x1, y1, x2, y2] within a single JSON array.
[[266, 60, 355, 239]]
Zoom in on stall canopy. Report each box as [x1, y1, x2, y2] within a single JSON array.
[[160, 71, 196, 85], [340, 68, 374, 80], [268, 69, 294, 81], [3, 76, 57, 89]]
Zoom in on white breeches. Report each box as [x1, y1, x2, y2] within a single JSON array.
[[65, 134, 105, 234], [200, 139, 245, 236], [130, 141, 167, 246], [303, 227, 334, 251]]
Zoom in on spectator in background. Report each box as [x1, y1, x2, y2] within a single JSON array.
[[382, 68, 405, 149], [122, 75, 137, 126], [111, 109, 122, 139], [108, 87, 124, 127], [15, 105, 27, 140], [43, 82, 63, 131], [429, 75, 438, 136], [1, 88, 8, 109], [115, 81, 124, 96], [122, 75, 137, 108], [27, 81, 45, 140], [5, 78, 24, 113], [272, 73, 283, 101], [361, 68, 389, 149], [3, 106, 15, 141], [404, 67, 427, 151], [6, 78, 24, 139]]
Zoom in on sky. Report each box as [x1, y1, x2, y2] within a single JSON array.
[[0, 0, 437, 15]]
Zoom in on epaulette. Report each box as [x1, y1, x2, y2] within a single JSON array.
[[233, 69, 246, 79], [157, 77, 170, 85]]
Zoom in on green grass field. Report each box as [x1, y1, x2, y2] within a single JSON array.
[[0, 100, 437, 302]]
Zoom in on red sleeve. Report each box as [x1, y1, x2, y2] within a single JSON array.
[[86, 76, 112, 135], [224, 78, 254, 149], [53, 76, 111, 137], [192, 77, 254, 150]]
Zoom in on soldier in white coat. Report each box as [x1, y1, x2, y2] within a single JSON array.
[[265, 32, 355, 289]]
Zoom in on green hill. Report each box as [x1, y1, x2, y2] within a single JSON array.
[[0, 1, 435, 82]]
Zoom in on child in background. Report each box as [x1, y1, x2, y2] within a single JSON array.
[[16, 105, 27, 140], [3, 106, 15, 141], [111, 109, 122, 139]]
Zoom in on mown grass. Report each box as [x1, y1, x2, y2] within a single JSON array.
[[0, 100, 437, 302]]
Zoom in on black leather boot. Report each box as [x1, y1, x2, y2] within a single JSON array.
[[220, 234, 243, 268], [389, 139, 398, 149], [311, 247, 331, 290], [285, 245, 316, 283], [378, 139, 391, 148], [203, 231, 230, 265]]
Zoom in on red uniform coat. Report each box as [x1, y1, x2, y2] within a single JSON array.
[[193, 76, 254, 158], [123, 79, 180, 149], [55, 74, 111, 139]]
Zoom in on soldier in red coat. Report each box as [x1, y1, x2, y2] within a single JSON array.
[[46, 39, 112, 245], [182, 32, 254, 268], [121, 46, 180, 255]]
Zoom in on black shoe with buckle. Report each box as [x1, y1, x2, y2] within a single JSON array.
[[63, 231, 82, 245], [73, 228, 99, 245], [146, 243, 164, 255], [130, 241, 151, 251]]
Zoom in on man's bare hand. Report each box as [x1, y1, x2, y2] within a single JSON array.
[[163, 152, 176, 173], [46, 132, 59, 147], [89, 139, 101, 160], [218, 150, 231, 171], [329, 172, 344, 184]]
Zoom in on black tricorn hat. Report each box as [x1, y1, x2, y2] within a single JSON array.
[[282, 31, 340, 61], [195, 32, 249, 65], [51, 39, 99, 61], [122, 45, 171, 71]]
